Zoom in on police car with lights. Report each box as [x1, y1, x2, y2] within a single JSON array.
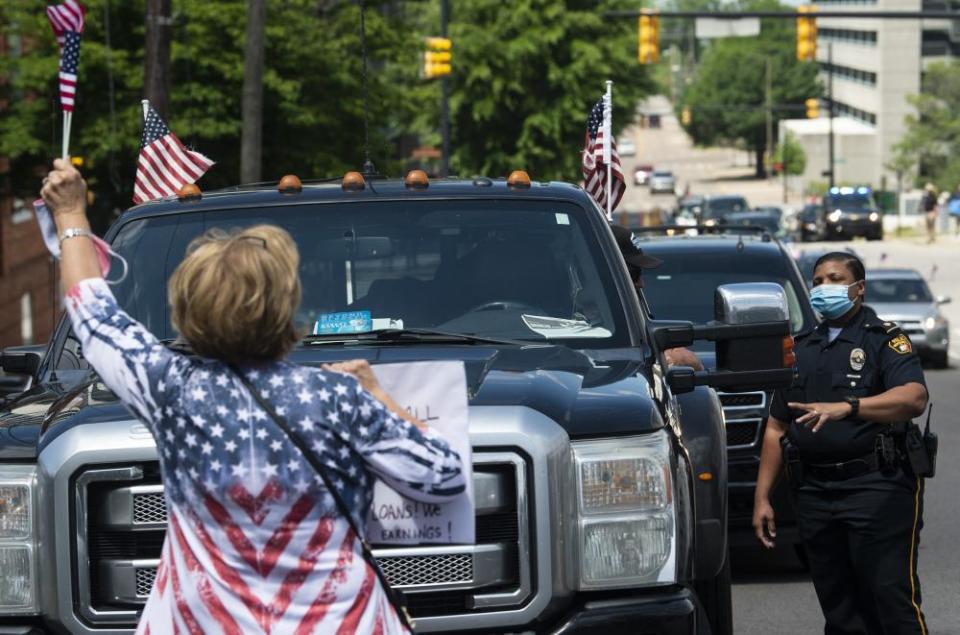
[[823, 186, 883, 241], [0, 169, 794, 634]]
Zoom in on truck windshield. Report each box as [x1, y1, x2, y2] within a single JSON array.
[[824, 193, 873, 211], [107, 199, 631, 348]]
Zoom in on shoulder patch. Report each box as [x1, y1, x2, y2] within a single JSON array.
[[888, 333, 913, 355]]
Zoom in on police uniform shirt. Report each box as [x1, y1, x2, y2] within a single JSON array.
[[769, 304, 926, 463]]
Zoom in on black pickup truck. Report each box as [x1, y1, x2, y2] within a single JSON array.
[[0, 174, 793, 634], [637, 226, 818, 552]]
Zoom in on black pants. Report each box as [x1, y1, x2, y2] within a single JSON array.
[[794, 468, 927, 635]]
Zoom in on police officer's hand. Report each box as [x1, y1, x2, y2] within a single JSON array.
[[752, 498, 776, 549], [788, 401, 854, 433]]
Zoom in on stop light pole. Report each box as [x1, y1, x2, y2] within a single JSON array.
[[827, 42, 835, 190]]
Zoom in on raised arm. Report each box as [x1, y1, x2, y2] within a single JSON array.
[[42, 160, 183, 431]]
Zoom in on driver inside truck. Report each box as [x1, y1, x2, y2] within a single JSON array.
[[610, 224, 704, 371]]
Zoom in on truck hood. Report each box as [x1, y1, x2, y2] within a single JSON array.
[[4, 344, 664, 460]]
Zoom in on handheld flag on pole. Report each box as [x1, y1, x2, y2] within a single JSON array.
[[133, 101, 215, 204], [582, 85, 625, 219], [46, 1, 86, 159]]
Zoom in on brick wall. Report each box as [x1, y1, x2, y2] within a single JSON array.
[[0, 173, 58, 348]]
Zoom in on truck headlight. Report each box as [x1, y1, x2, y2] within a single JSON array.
[[828, 210, 842, 222], [925, 316, 946, 331], [0, 465, 38, 614], [869, 212, 880, 222], [573, 431, 676, 589]]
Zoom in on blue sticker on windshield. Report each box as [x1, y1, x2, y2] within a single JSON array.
[[313, 311, 372, 334]]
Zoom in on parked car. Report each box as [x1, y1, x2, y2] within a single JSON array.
[[637, 227, 818, 555], [619, 137, 637, 156], [634, 163, 654, 185], [794, 247, 862, 289], [649, 170, 677, 194], [798, 203, 826, 242], [823, 186, 883, 240], [700, 195, 750, 226], [0, 172, 794, 635], [866, 269, 951, 368]]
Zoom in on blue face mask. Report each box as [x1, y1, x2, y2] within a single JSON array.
[[810, 281, 862, 319]]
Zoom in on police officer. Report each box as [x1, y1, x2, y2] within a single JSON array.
[[753, 251, 929, 634]]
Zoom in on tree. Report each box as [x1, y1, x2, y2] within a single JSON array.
[[678, 0, 821, 177], [240, 0, 266, 183], [891, 60, 960, 192], [445, 0, 654, 180], [774, 130, 805, 175]]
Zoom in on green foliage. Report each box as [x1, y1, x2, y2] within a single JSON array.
[[2, 0, 654, 225], [447, 0, 654, 180], [892, 59, 960, 191], [774, 130, 805, 175], [677, 0, 820, 171]]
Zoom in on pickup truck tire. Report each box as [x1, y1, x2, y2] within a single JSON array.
[[695, 549, 733, 635]]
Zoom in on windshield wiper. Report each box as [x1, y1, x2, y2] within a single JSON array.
[[302, 328, 529, 347]]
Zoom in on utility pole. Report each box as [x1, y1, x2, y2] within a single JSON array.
[[765, 58, 772, 180], [440, 0, 451, 177], [827, 42, 835, 190], [241, 0, 266, 183], [143, 0, 172, 120]]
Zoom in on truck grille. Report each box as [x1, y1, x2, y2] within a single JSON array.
[[717, 390, 768, 449], [72, 453, 531, 627]]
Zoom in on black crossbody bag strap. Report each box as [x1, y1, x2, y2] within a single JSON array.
[[228, 366, 415, 632]]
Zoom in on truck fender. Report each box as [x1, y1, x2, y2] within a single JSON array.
[[676, 385, 728, 580]]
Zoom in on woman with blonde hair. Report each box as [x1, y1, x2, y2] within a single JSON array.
[[41, 159, 465, 634]]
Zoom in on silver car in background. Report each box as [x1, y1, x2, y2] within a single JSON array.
[[867, 268, 951, 368], [649, 170, 676, 194]]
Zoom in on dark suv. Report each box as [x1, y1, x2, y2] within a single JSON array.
[[0, 175, 794, 634], [636, 227, 818, 549], [823, 187, 883, 240]]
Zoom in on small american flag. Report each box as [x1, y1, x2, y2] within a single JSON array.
[[46, 0, 85, 48], [134, 104, 214, 204], [582, 97, 625, 213], [57, 31, 81, 112]]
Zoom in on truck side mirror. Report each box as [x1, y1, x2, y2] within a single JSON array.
[[936, 295, 951, 305], [0, 345, 47, 398], [656, 282, 794, 395]]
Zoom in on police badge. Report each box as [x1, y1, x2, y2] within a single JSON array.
[[850, 348, 866, 371]]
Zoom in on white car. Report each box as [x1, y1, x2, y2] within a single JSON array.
[[649, 170, 676, 194], [618, 137, 636, 156]]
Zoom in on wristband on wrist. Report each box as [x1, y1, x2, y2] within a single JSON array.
[[58, 228, 93, 244], [844, 395, 860, 418]]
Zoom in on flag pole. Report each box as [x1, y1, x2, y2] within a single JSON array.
[[603, 80, 613, 221], [141, 99, 150, 123], [61, 112, 72, 160]]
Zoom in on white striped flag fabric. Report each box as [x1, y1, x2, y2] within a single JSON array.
[[582, 97, 625, 213], [46, 0, 85, 48], [134, 104, 215, 204]]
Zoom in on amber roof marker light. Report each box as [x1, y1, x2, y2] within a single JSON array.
[[507, 170, 531, 189], [278, 174, 303, 194], [404, 169, 430, 189], [177, 183, 202, 201], [342, 171, 366, 191]]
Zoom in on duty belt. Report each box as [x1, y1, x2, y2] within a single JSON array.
[[802, 434, 899, 482]]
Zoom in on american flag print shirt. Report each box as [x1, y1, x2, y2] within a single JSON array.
[[66, 278, 466, 634]]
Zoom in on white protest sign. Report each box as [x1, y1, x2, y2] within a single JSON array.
[[366, 360, 474, 545]]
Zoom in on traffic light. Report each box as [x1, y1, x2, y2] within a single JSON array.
[[681, 107, 691, 126], [638, 11, 660, 65], [796, 5, 817, 62], [806, 98, 819, 118], [423, 37, 452, 79]]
